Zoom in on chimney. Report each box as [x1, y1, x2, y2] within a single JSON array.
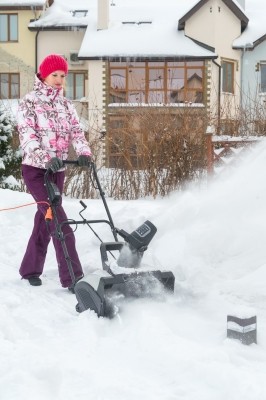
[[98, 0, 109, 30]]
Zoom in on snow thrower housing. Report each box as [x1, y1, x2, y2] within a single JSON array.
[[44, 160, 175, 318]]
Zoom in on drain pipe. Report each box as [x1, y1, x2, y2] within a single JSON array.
[[35, 28, 41, 73], [212, 59, 221, 134]]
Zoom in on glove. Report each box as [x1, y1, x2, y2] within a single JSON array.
[[46, 157, 64, 173], [77, 155, 91, 167]]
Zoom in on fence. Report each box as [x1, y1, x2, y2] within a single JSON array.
[[205, 133, 263, 175]]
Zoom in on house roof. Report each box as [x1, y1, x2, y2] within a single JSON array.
[[178, 0, 249, 32], [0, 0, 45, 9], [78, 0, 217, 60], [233, 0, 266, 49], [28, 0, 89, 28]]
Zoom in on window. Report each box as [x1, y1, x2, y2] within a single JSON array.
[[109, 61, 205, 105], [72, 10, 88, 17], [0, 73, 19, 99], [66, 72, 86, 100], [0, 14, 18, 42], [260, 63, 266, 93], [222, 60, 234, 94]]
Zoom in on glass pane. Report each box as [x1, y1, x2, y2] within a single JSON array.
[[148, 91, 165, 103], [0, 74, 8, 98], [11, 74, 19, 98], [261, 64, 266, 92], [110, 91, 126, 103], [222, 62, 233, 93], [75, 73, 84, 99], [0, 15, 8, 42], [128, 68, 145, 90], [148, 69, 164, 89], [10, 15, 18, 41], [167, 68, 184, 90], [128, 91, 145, 103], [186, 90, 203, 103], [66, 73, 74, 99], [110, 69, 126, 90], [167, 90, 180, 103], [227, 64, 233, 93], [187, 68, 203, 89]]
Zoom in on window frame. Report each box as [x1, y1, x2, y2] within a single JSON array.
[[0, 72, 20, 99], [222, 59, 234, 94], [66, 71, 86, 100], [109, 61, 205, 105], [0, 13, 18, 42], [260, 62, 266, 93]]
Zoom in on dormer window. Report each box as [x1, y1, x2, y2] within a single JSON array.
[[122, 21, 152, 25], [71, 10, 88, 18]]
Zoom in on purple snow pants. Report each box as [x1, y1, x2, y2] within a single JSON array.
[[19, 165, 83, 287]]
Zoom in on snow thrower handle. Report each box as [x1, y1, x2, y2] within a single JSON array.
[[63, 160, 118, 241]]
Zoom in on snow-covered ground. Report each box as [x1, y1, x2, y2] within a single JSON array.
[[1, 140, 266, 399]]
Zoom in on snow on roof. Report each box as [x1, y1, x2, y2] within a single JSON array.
[[233, 0, 266, 48], [23, 0, 266, 56], [78, 0, 216, 59], [0, 0, 45, 5], [28, 0, 89, 28]]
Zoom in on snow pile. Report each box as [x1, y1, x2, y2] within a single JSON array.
[[1, 140, 266, 398]]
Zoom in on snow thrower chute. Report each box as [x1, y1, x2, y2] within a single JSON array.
[[44, 160, 175, 318]]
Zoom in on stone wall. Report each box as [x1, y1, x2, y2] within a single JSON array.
[[0, 47, 35, 98]]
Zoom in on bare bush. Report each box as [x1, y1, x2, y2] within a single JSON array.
[[63, 105, 208, 200]]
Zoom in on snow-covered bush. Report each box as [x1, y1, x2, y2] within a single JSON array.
[[0, 102, 22, 190]]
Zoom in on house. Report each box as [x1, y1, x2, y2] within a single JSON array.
[[1, 0, 263, 163], [232, 0, 266, 134], [177, 0, 249, 134], [0, 0, 46, 100], [77, 0, 219, 165], [21, 0, 252, 164]]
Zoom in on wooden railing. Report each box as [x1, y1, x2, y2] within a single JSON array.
[[206, 134, 263, 175]]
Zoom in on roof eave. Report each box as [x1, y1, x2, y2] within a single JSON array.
[[79, 55, 218, 61], [28, 25, 87, 31], [0, 5, 44, 10], [178, 0, 209, 31], [233, 34, 266, 50]]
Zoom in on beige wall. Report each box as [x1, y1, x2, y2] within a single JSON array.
[[0, 9, 42, 97], [36, 30, 87, 69], [88, 60, 106, 135], [0, 10, 41, 68], [185, 0, 242, 120]]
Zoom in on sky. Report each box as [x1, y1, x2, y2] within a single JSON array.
[[1, 138, 266, 399]]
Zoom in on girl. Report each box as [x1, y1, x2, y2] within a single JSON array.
[[17, 54, 92, 290]]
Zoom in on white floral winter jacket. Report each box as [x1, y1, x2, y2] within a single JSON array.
[[17, 75, 92, 169]]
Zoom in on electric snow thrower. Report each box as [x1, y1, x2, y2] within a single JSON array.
[[44, 160, 175, 318]]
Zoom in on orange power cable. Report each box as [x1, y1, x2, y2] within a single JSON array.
[[0, 201, 53, 221]]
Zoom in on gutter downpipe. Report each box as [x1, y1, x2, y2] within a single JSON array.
[[212, 59, 221, 134], [239, 44, 253, 113], [35, 28, 41, 73]]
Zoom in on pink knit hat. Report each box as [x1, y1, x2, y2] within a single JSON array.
[[39, 54, 68, 79]]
